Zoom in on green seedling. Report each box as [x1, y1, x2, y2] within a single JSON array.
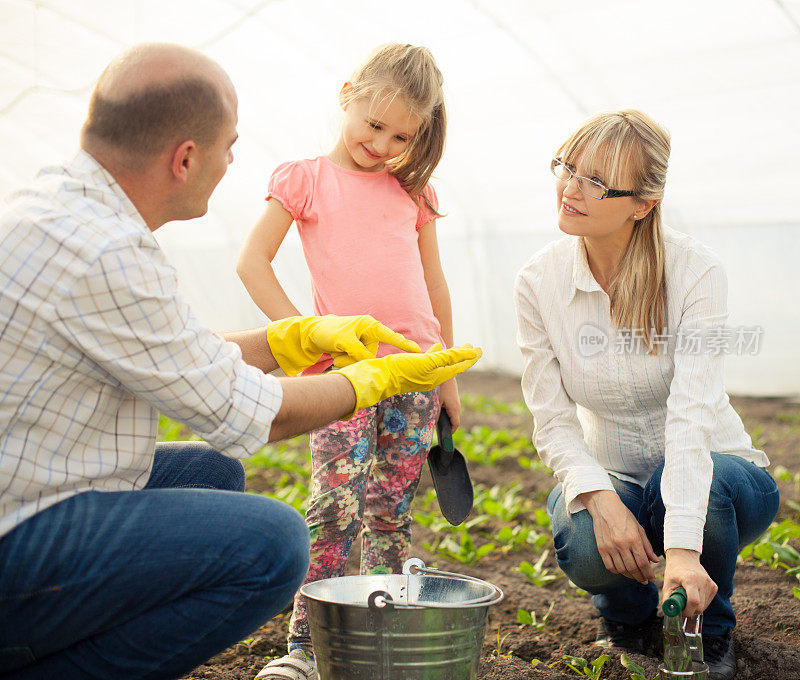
[[750, 425, 766, 450], [533, 507, 551, 528], [495, 524, 548, 553], [453, 426, 532, 466], [517, 601, 554, 630], [516, 551, 563, 586], [460, 392, 529, 416], [739, 519, 800, 570], [565, 579, 591, 598], [257, 480, 309, 513], [492, 629, 512, 659], [773, 465, 800, 495], [777, 411, 800, 426], [418, 487, 439, 510], [552, 653, 610, 679], [620, 653, 651, 680], [434, 529, 495, 565], [247, 447, 311, 480], [416, 510, 490, 555], [415, 508, 458, 532], [518, 454, 553, 474], [474, 482, 532, 521]]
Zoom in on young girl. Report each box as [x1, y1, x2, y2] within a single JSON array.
[[238, 44, 458, 679]]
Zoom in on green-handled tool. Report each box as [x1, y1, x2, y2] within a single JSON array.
[[427, 409, 473, 525], [662, 587, 692, 673], [663, 586, 688, 617]]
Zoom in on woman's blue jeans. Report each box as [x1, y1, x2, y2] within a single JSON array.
[[547, 453, 779, 636], [0, 442, 310, 679]]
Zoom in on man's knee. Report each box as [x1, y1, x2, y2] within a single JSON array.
[[150, 442, 246, 491], [220, 456, 246, 492], [249, 498, 310, 589], [197, 449, 245, 492], [217, 497, 309, 625]]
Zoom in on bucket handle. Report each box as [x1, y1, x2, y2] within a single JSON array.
[[404, 558, 492, 586], [367, 590, 395, 611], [402, 558, 504, 606]]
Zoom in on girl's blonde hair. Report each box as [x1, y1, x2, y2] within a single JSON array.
[[556, 109, 671, 352], [343, 43, 446, 213]]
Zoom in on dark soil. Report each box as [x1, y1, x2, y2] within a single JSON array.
[[182, 371, 800, 680]]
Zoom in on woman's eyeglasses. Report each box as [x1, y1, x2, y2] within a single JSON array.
[[550, 158, 635, 200]]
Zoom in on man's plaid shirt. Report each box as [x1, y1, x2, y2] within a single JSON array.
[[0, 151, 282, 538]]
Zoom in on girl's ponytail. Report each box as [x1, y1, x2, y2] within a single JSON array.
[[390, 99, 446, 213]]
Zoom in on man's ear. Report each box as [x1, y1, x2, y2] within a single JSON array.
[[338, 82, 353, 110], [170, 140, 196, 182]]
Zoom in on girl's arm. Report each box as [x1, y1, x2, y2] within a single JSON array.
[[418, 219, 461, 428], [236, 198, 302, 320]]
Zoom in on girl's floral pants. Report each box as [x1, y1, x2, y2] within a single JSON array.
[[288, 389, 439, 648]]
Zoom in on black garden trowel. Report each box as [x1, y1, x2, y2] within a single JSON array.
[[427, 409, 474, 525]]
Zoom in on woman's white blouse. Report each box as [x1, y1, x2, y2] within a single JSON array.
[[514, 227, 768, 552]]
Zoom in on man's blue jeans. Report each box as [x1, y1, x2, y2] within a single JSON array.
[[0, 442, 310, 679], [547, 453, 779, 636]]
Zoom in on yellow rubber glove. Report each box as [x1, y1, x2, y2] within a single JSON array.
[[336, 344, 482, 417], [266, 315, 422, 376]]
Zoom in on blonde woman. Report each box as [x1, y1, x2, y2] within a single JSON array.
[[514, 110, 778, 680]]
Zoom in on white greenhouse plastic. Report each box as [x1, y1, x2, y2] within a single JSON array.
[[1, 0, 798, 395]]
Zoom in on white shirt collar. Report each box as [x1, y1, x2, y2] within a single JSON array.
[[568, 236, 604, 303], [67, 150, 149, 231]]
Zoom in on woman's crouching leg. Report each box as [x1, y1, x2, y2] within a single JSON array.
[[547, 483, 659, 625]]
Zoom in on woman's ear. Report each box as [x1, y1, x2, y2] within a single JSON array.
[[338, 81, 353, 109], [633, 199, 659, 221]]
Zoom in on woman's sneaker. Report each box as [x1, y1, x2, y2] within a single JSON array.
[[255, 648, 317, 680]]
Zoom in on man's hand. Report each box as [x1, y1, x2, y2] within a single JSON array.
[[663, 548, 717, 618], [266, 315, 421, 376], [336, 344, 481, 417], [580, 489, 659, 585]]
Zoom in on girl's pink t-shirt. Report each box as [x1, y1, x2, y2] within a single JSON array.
[[267, 156, 444, 374]]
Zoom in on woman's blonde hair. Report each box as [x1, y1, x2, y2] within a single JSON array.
[[343, 43, 446, 213], [556, 109, 671, 352]]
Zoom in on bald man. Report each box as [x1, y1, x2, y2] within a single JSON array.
[[0, 44, 479, 679]]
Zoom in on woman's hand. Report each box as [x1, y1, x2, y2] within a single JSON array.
[[663, 548, 717, 618], [438, 378, 461, 430], [580, 490, 659, 585]]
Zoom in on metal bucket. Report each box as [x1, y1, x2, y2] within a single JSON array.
[[300, 558, 504, 680]]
